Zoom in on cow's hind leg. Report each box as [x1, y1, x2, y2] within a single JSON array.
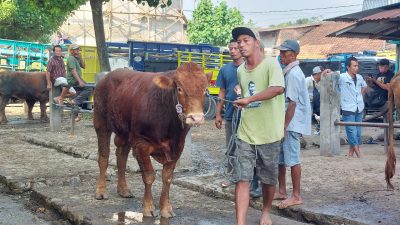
[[0, 95, 9, 123], [114, 135, 133, 198], [160, 161, 177, 218], [39, 100, 48, 122], [25, 99, 35, 120], [136, 145, 156, 217], [94, 116, 112, 200]]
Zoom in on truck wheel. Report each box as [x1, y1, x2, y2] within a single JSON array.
[[204, 96, 216, 120]]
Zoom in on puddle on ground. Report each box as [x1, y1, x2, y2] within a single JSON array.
[[110, 211, 170, 225], [5, 119, 41, 125], [110, 211, 221, 225]]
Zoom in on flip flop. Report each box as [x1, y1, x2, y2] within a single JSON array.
[[221, 180, 233, 188]]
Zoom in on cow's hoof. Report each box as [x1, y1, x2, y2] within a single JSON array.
[[28, 117, 34, 120], [143, 205, 157, 217], [160, 209, 175, 218], [95, 191, 109, 200], [118, 189, 134, 198], [41, 117, 49, 123]]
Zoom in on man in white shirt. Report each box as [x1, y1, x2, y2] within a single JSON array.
[[305, 66, 321, 115], [339, 56, 367, 158]]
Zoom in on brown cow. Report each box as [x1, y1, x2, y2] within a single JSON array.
[[93, 62, 211, 218], [386, 73, 400, 189], [0, 71, 49, 124]]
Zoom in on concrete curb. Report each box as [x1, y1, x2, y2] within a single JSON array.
[[20, 135, 96, 161], [173, 175, 367, 225], [16, 135, 367, 225], [29, 190, 93, 225]]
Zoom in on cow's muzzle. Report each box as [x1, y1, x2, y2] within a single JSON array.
[[185, 113, 205, 126]]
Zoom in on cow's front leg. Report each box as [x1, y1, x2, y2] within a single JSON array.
[[136, 146, 156, 217], [115, 135, 133, 198], [160, 161, 177, 218], [25, 100, 35, 120], [0, 95, 9, 123], [39, 100, 48, 122], [94, 127, 112, 200]]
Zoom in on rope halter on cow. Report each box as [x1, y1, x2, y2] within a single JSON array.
[[173, 85, 208, 128], [173, 86, 189, 128]]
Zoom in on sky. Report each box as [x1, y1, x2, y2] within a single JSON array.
[[182, 0, 365, 28]]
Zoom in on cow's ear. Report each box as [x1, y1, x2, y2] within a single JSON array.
[[152, 75, 174, 90], [205, 72, 212, 82]]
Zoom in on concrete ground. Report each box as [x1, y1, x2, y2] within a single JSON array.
[[1, 105, 399, 225], [0, 183, 51, 225], [0, 109, 307, 225]]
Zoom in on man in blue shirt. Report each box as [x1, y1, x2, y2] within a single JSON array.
[[215, 39, 244, 187], [339, 57, 367, 158]]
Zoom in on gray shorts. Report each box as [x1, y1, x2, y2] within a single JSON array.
[[279, 131, 301, 167], [232, 139, 280, 185]]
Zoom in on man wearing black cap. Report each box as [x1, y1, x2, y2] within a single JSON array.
[[274, 39, 311, 210], [232, 26, 285, 225], [366, 58, 394, 107]]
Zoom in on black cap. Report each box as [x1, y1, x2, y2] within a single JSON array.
[[379, 58, 390, 66], [232, 27, 260, 41]]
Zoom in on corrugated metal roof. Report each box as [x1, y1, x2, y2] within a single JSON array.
[[328, 21, 400, 40], [359, 8, 400, 21], [326, 2, 400, 22], [362, 0, 400, 10]]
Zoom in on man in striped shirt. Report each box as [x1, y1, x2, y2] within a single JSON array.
[[46, 45, 75, 104]]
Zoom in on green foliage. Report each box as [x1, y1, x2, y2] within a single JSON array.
[[0, 0, 171, 43], [269, 17, 320, 28], [187, 0, 246, 47], [0, 0, 86, 42]]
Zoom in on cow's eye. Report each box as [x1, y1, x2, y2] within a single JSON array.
[[177, 87, 183, 93]]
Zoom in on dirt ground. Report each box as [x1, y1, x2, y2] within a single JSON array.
[[2, 104, 400, 225]]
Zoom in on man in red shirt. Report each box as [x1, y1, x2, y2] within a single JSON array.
[[46, 45, 76, 104]]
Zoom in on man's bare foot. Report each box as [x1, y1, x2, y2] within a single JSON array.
[[260, 211, 272, 225], [273, 192, 287, 200], [53, 97, 63, 105], [348, 147, 354, 157], [354, 147, 361, 158], [278, 196, 303, 209]]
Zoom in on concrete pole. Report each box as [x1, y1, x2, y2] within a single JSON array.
[[320, 72, 341, 156], [50, 87, 63, 132], [176, 129, 193, 170]]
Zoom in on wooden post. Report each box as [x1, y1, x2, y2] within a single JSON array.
[[70, 110, 76, 136], [50, 87, 63, 132], [176, 129, 193, 170], [320, 72, 341, 156]]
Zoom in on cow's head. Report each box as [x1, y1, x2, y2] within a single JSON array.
[[172, 62, 212, 126]]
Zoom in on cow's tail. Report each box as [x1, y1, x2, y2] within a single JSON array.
[[386, 84, 396, 190]]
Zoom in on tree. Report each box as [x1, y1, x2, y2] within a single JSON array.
[[0, 0, 85, 42], [187, 0, 247, 47], [88, 0, 172, 71], [26, 0, 171, 71], [269, 17, 321, 29]]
